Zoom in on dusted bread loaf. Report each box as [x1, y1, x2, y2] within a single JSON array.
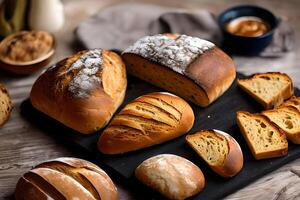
[[15, 157, 118, 200], [122, 34, 236, 107], [135, 154, 205, 200], [98, 92, 194, 154], [30, 49, 127, 134]]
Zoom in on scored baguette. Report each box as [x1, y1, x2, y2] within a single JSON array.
[[237, 72, 294, 109], [236, 111, 288, 160], [186, 129, 243, 177], [98, 92, 194, 154]]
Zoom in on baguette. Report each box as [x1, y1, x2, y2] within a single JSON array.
[[98, 92, 194, 154]]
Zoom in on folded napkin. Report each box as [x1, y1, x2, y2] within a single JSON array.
[[76, 3, 294, 57]]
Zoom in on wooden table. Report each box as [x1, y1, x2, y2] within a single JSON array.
[[1, 0, 300, 199]]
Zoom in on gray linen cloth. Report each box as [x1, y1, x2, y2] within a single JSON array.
[[75, 3, 294, 57]]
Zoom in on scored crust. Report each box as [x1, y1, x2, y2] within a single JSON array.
[[98, 92, 194, 154], [15, 157, 118, 200], [30, 49, 127, 134]]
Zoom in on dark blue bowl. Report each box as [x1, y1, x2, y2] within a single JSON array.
[[218, 5, 278, 55]]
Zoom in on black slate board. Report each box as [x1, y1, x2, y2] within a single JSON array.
[[21, 72, 300, 200]]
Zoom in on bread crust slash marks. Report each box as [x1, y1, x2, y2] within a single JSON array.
[[98, 92, 194, 154]]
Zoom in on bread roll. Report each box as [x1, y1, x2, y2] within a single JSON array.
[[122, 34, 236, 107], [135, 154, 205, 200], [0, 83, 12, 127], [15, 157, 118, 200], [186, 129, 243, 177], [30, 49, 127, 134], [98, 92, 194, 154]]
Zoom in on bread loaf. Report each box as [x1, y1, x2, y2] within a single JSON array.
[[0, 83, 12, 127], [98, 92, 194, 154], [15, 157, 118, 200], [186, 129, 243, 177], [280, 96, 300, 111], [238, 72, 294, 109], [262, 106, 300, 144], [135, 154, 205, 200], [122, 34, 236, 107], [236, 111, 288, 160], [30, 49, 127, 134]]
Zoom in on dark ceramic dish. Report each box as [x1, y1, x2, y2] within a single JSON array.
[[218, 5, 278, 55]]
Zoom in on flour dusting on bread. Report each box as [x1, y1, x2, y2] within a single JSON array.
[[68, 49, 103, 98], [123, 34, 214, 74]]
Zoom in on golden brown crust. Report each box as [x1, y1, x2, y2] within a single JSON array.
[[98, 92, 194, 154], [0, 83, 13, 127], [122, 34, 236, 107], [30, 49, 127, 134], [236, 111, 288, 160], [237, 72, 294, 109], [186, 130, 243, 178], [15, 157, 118, 200], [135, 154, 205, 200]]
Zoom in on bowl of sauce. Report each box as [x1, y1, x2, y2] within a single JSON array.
[[0, 31, 55, 75], [218, 5, 278, 55]]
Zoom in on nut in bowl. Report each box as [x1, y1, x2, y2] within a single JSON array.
[[218, 5, 278, 55], [0, 31, 55, 75]]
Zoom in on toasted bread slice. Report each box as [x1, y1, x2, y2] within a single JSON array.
[[280, 96, 300, 112], [0, 83, 12, 127], [262, 106, 300, 144], [237, 72, 293, 109], [186, 129, 243, 177], [236, 111, 288, 160]]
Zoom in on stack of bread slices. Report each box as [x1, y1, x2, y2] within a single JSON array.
[[237, 72, 300, 160]]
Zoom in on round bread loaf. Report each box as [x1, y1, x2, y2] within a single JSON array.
[[30, 49, 127, 134], [15, 157, 118, 200], [135, 154, 205, 200], [122, 34, 236, 107], [0, 83, 12, 127], [98, 92, 194, 154]]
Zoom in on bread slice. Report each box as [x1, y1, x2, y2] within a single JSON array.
[[237, 72, 293, 109], [0, 83, 12, 127], [262, 106, 300, 144], [236, 111, 288, 160], [186, 130, 243, 177], [280, 96, 300, 112]]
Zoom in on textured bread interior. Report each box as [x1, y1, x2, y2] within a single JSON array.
[[238, 73, 291, 105], [237, 113, 287, 154], [108, 95, 182, 141], [187, 131, 228, 166], [123, 54, 209, 106], [263, 107, 300, 135], [281, 97, 300, 111], [24, 161, 102, 200], [0, 87, 12, 126]]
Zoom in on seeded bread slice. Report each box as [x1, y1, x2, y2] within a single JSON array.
[[0, 83, 12, 127], [186, 130, 243, 177], [236, 111, 288, 160], [237, 72, 294, 109], [262, 106, 300, 144], [280, 96, 300, 112]]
